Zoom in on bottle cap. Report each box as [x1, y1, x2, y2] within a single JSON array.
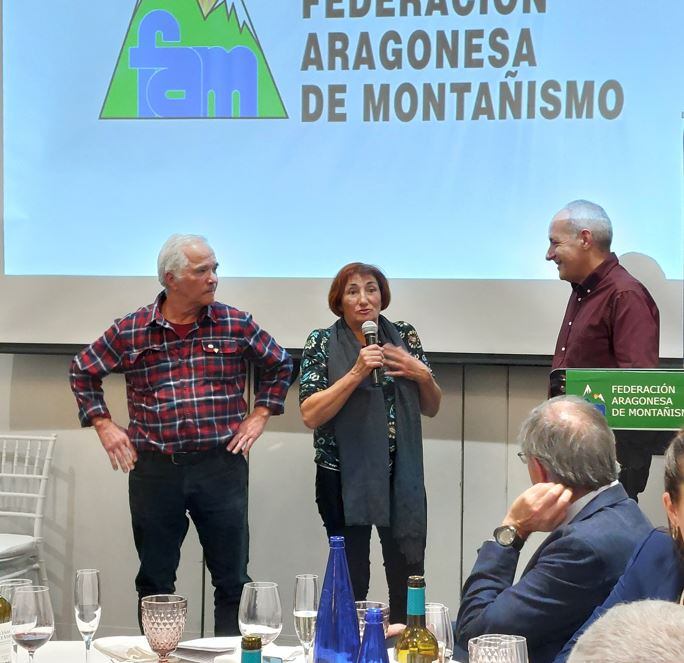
[[407, 575, 426, 588], [364, 607, 383, 624], [241, 635, 262, 651], [329, 536, 346, 548]]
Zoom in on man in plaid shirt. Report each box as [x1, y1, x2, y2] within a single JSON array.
[[70, 234, 293, 635]]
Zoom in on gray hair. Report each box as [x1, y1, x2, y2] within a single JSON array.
[[558, 199, 613, 251], [157, 234, 209, 287], [568, 600, 684, 663], [519, 396, 617, 490]]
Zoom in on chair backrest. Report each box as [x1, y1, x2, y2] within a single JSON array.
[[0, 434, 57, 541]]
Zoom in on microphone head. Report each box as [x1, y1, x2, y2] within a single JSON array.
[[361, 320, 378, 335]]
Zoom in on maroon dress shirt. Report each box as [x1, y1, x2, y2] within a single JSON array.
[[551, 253, 660, 370]]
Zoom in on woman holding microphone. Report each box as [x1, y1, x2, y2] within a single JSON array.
[[299, 262, 441, 622]]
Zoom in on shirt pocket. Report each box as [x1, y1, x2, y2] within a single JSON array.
[[197, 339, 243, 382], [125, 344, 170, 391]]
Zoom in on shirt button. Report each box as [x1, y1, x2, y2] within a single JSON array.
[[568, 321, 572, 326], [577, 297, 582, 302], [561, 347, 566, 351], [207, 343, 214, 349], [587, 289, 591, 293]]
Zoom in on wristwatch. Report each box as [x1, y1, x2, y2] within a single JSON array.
[[493, 525, 525, 552]]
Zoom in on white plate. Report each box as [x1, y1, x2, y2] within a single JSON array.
[[179, 637, 239, 652]]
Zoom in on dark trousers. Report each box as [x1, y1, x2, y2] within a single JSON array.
[[615, 430, 671, 502], [129, 448, 251, 635], [315, 465, 423, 623]]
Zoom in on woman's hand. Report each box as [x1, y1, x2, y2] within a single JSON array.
[[383, 344, 431, 384], [383, 344, 442, 417], [351, 343, 384, 378]]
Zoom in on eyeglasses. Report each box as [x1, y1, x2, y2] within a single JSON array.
[[516, 451, 528, 464]]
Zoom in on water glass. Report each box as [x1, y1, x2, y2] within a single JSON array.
[[468, 634, 528, 663], [293, 574, 318, 662], [141, 594, 187, 663], [238, 582, 282, 646], [355, 601, 389, 641], [0, 579, 32, 663], [74, 569, 101, 662], [425, 603, 454, 663], [10, 585, 54, 662]]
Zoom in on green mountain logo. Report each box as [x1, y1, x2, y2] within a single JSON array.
[[101, 0, 287, 119]]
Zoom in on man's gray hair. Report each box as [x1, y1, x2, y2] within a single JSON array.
[[519, 396, 617, 490], [568, 600, 684, 663], [559, 199, 613, 251], [157, 234, 209, 287]]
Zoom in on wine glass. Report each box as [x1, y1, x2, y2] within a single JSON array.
[[425, 603, 454, 663], [10, 585, 54, 662], [0, 579, 32, 663], [141, 594, 187, 663], [74, 569, 101, 662], [238, 582, 282, 646], [293, 574, 318, 662]]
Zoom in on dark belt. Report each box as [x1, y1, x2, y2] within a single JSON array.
[[138, 446, 225, 466]]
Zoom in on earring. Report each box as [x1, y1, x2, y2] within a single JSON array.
[[671, 523, 680, 542]]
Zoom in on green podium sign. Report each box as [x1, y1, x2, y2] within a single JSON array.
[[565, 369, 684, 431]]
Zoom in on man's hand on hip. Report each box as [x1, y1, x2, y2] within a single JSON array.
[[227, 406, 271, 456], [92, 416, 138, 472], [501, 482, 573, 540]]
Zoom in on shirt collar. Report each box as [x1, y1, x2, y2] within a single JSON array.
[[559, 480, 619, 527], [146, 291, 217, 327], [571, 252, 619, 296]]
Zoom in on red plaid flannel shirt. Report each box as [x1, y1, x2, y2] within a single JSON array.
[[69, 293, 293, 453]]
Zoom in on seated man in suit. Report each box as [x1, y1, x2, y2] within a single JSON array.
[[454, 396, 652, 663]]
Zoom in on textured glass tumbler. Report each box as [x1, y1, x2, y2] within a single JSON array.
[[141, 595, 187, 663]]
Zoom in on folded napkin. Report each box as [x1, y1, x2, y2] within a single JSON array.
[[93, 639, 158, 662]]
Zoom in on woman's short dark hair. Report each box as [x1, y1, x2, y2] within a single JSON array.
[[663, 428, 684, 553], [328, 262, 391, 317]]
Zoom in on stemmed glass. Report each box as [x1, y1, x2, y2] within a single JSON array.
[[0, 579, 31, 663], [141, 594, 187, 663], [74, 569, 101, 662], [425, 603, 454, 663], [293, 575, 318, 662], [10, 585, 55, 662], [238, 582, 283, 646]]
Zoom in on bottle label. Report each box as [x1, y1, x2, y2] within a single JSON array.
[[241, 649, 261, 663], [407, 586, 426, 617], [0, 620, 11, 663]]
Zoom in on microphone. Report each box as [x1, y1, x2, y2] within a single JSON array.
[[361, 320, 382, 387]]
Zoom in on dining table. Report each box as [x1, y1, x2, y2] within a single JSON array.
[[20, 636, 302, 663]]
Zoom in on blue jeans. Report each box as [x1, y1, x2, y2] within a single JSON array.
[[129, 448, 251, 635]]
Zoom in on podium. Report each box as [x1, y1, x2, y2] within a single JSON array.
[[549, 368, 684, 499]]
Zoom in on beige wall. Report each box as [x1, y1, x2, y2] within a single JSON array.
[[0, 355, 666, 641]]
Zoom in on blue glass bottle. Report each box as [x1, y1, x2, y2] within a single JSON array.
[[313, 536, 360, 663], [357, 608, 389, 663]]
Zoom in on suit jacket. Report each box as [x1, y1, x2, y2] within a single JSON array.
[[553, 528, 684, 662], [454, 484, 651, 663]]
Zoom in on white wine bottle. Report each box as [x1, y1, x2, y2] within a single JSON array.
[[394, 576, 439, 663], [0, 591, 11, 663]]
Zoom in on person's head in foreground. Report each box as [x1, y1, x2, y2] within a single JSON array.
[[519, 395, 617, 493], [567, 599, 684, 663], [663, 427, 684, 554], [546, 199, 613, 283]]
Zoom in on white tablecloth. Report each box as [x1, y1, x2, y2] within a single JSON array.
[[32, 637, 299, 663]]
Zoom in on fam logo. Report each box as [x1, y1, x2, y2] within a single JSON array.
[[101, 0, 287, 119], [582, 384, 607, 416]]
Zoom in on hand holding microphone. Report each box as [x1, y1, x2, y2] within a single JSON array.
[[361, 320, 383, 387]]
